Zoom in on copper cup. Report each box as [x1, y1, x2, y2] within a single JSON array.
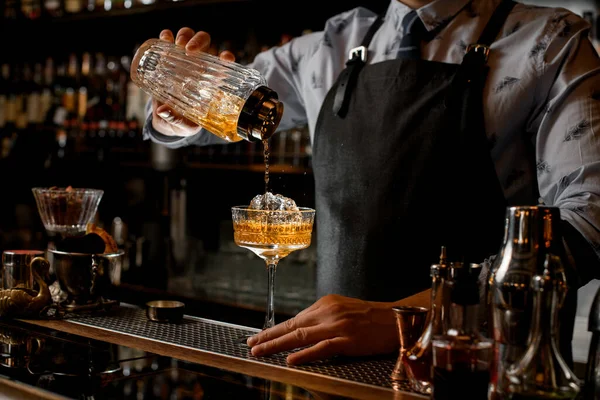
[[391, 306, 428, 387]]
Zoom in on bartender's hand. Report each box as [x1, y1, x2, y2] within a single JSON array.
[[246, 294, 399, 365], [151, 27, 236, 137]]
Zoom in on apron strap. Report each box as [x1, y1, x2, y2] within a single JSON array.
[[446, 0, 516, 260], [448, 0, 517, 120], [332, 14, 384, 118], [477, 0, 517, 46], [459, 0, 517, 79]]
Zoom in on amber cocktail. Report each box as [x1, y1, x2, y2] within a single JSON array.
[[232, 206, 315, 330]]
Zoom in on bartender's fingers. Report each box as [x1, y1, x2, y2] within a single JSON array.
[[159, 29, 175, 43], [152, 101, 200, 136], [186, 31, 211, 53], [219, 50, 236, 62], [156, 104, 198, 129], [247, 311, 319, 347], [175, 27, 196, 47], [250, 324, 337, 357], [286, 338, 350, 365]]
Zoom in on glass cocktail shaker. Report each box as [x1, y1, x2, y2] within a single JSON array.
[[130, 39, 283, 142]]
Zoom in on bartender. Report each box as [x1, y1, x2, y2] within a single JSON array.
[[143, 0, 600, 365]]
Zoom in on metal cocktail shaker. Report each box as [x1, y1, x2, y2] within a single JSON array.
[[131, 39, 283, 143], [486, 206, 568, 398]]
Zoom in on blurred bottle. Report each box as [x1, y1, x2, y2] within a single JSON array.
[[64, 0, 83, 13], [43, 0, 63, 18], [0, 64, 13, 158], [432, 264, 492, 400], [3, 0, 19, 19], [404, 246, 450, 395], [20, 0, 42, 19], [4, 64, 18, 149], [39, 58, 54, 125], [29, 63, 43, 126], [0, 64, 9, 138]]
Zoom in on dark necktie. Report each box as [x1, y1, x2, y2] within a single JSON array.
[[399, 10, 426, 59]]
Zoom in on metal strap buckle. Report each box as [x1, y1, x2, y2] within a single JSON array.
[[466, 44, 490, 61], [348, 46, 367, 62]]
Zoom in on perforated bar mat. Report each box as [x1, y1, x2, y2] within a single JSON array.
[[67, 306, 419, 393]]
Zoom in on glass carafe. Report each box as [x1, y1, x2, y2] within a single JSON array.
[[130, 39, 283, 142]]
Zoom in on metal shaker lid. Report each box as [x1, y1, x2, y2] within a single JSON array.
[[237, 86, 284, 142]]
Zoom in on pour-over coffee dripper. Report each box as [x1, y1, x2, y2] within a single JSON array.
[[31, 187, 121, 313], [32, 187, 104, 242]]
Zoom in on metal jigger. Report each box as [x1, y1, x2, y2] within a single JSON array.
[[391, 306, 428, 389]]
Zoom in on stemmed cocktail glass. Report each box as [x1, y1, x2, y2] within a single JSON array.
[[231, 206, 315, 333]]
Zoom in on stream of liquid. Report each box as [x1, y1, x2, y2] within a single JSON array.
[[263, 138, 270, 194]]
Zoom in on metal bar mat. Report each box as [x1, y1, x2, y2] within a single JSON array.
[[67, 306, 416, 393]]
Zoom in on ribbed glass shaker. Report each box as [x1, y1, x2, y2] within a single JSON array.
[[130, 38, 283, 142]]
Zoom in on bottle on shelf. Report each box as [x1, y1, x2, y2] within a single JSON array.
[[39, 57, 55, 125], [20, 0, 42, 19], [42, 0, 63, 18], [63, 0, 83, 14], [0, 63, 11, 158], [4, 64, 18, 154], [29, 62, 43, 126], [3, 0, 19, 19]]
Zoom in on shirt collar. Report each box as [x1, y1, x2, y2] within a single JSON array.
[[387, 0, 473, 32]]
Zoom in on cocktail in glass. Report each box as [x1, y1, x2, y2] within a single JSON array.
[[231, 206, 315, 331]]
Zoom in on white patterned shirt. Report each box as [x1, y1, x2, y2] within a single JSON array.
[[144, 0, 600, 281]]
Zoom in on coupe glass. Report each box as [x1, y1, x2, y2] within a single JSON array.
[[231, 206, 315, 332]]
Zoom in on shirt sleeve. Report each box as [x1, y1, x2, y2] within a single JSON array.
[[531, 11, 600, 285], [142, 32, 322, 148]]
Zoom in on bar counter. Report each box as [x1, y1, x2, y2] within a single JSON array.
[[0, 303, 427, 400]]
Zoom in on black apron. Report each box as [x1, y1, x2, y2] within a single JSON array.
[[312, 1, 515, 302]]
